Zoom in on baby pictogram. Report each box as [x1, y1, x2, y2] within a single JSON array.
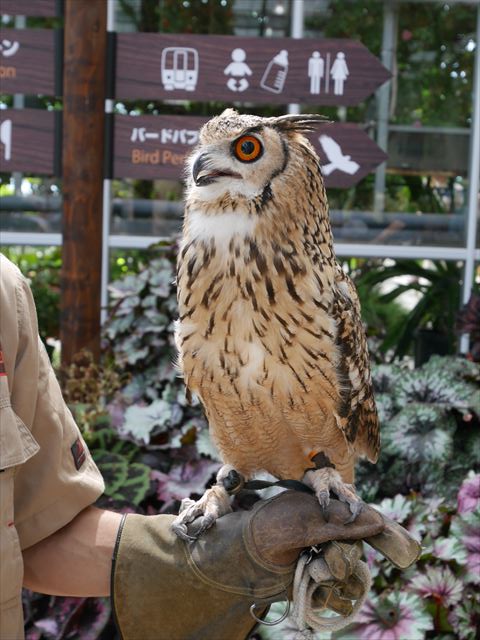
[[224, 49, 252, 92]]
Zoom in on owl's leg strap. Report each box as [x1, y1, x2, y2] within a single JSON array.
[[222, 470, 315, 497]]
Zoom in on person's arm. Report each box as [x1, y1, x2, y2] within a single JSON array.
[[22, 506, 122, 596]]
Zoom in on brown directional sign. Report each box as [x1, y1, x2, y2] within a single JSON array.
[[0, 108, 56, 174], [116, 33, 390, 106], [113, 115, 386, 189], [1, 0, 57, 17], [0, 29, 56, 95]]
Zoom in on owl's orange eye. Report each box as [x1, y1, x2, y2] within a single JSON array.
[[233, 135, 263, 163]]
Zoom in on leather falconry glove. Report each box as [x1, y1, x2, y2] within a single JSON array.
[[112, 491, 420, 640]]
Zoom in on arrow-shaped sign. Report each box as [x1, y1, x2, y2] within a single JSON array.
[[0, 108, 56, 175], [115, 33, 390, 106], [307, 123, 387, 188], [0, 29, 56, 96], [1, 0, 56, 16], [113, 115, 386, 189]]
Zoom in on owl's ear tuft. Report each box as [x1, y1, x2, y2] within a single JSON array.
[[267, 113, 331, 133], [220, 108, 239, 118]]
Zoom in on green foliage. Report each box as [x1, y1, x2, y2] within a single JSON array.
[[110, 249, 150, 280], [104, 244, 179, 402], [356, 260, 462, 360], [93, 451, 151, 507], [344, 259, 409, 363], [322, 0, 475, 128], [3, 246, 61, 344], [357, 356, 480, 503], [59, 350, 129, 433], [117, 0, 234, 35]]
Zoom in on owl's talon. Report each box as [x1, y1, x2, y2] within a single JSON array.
[[317, 489, 330, 522], [171, 479, 233, 540], [171, 521, 198, 542], [190, 513, 217, 537], [304, 466, 362, 525], [178, 497, 196, 514], [343, 499, 364, 525]]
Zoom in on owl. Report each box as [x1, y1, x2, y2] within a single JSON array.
[[172, 109, 379, 540]]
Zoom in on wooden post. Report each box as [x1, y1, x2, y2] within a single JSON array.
[[61, 0, 106, 364]]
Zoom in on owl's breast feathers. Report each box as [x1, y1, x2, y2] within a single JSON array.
[[176, 214, 380, 476]]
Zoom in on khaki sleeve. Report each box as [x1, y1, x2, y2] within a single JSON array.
[[0, 256, 104, 550]]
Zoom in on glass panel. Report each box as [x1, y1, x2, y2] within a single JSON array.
[[0, 177, 62, 233]]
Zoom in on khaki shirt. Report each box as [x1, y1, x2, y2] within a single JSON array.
[[0, 255, 104, 639]]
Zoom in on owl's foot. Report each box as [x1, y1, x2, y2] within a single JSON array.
[[303, 466, 363, 524], [171, 465, 236, 541]]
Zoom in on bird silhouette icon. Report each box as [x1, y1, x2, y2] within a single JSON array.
[[319, 135, 359, 176]]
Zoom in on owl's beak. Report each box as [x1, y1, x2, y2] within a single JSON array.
[[192, 152, 241, 186]]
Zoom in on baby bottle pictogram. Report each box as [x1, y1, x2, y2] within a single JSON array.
[[260, 50, 289, 94]]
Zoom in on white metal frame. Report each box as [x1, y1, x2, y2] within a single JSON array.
[[100, 0, 116, 324], [463, 4, 480, 306]]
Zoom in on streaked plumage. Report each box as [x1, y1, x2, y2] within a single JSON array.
[[173, 109, 379, 538]]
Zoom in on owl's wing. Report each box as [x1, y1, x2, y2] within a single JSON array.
[[332, 270, 380, 463]]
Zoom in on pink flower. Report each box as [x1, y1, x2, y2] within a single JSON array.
[[448, 597, 480, 639], [152, 459, 220, 506], [410, 566, 463, 607], [350, 592, 432, 640], [450, 509, 480, 585], [457, 472, 480, 514]]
